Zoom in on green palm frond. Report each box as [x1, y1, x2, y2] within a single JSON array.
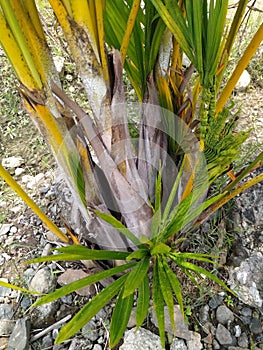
[[204, 105, 250, 176], [105, 0, 166, 100]]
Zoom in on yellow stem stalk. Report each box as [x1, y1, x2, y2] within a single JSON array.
[[0, 1, 42, 89], [196, 172, 263, 226], [120, 0, 141, 63], [94, 0, 110, 86], [23, 0, 46, 41], [170, 38, 181, 85], [33, 104, 65, 148], [0, 164, 69, 243], [9, 0, 52, 86], [0, 12, 37, 90], [49, 0, 72, 36], [88, 0, 99, 48], [70, 0, 99, 62], [61, 0, 72, 17], [216, 23, 263, 115], [22, 96, 66, 153], [223, 0, 248, 57]]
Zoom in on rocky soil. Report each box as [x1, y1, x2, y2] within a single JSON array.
[[0, 164, 262, 350]]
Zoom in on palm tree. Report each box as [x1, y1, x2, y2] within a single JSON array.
[[0, 0, 262, 347]]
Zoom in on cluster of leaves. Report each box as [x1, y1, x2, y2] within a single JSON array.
[[0, 0, 262, 349], [204, 104, 250, 177], [23, 161, 239, 348], [27, 211, 233, 348]]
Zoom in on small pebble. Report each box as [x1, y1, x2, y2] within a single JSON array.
[[14, 167, 25, 176], [0, 224, 11, 236], [209, 294, 224, 309], [199, 304, 210, 324], [250, 318, 263, 334], [29, 267, 55, 293], [41, 334, 53, 348], [20, 296, 32, 310], [60, 295, 73, 304], [127, 307, 137, 328], [240, 315, 251, 325], [41, 243, 52, 257], [0, 304, 14, 319], [40, 187, 49, 194], [0, 319, 16, 336], [2, 156, 23, 168], [4, 237, 14, 245], [216, 305, 234, 325], [93, 345, 102, 350], [21, 174, 34, 184], [238, 332, 249, 348], [216, 324, 233, 346], [1, 253, 11, 261], [66, 74, 73, 81], [234, 325, 242, 337], [82, 320, 99, 342], [212, 339, 220, 350], [50, 204, 57, 215], [0, 279, 12, 297], [10, 206, 22, 214], [10, 226, 18, 234], [97, 336, 104, 344]]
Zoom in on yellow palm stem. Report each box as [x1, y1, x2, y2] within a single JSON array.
[[170, 38, 181, 85], [120, 0, 141, 63], [70, 0, 100, 61], [49, 0, 107, 120], [195, 172, 263, 226], [192, 77, 201, 115], [22, 96, 65, 152], [88, 0, 99, 48], [0, 164, 69, 243], [216, 23, 263, 115], [180, 166, 194, 201], [9, 0, 52, 86], [157, 77, 174, 111], [0, 0, 42, 89], [76, 136, 99, 204], [49, 0, 72, 35], [34, 104, 65, 147], [49, 0, 100, 74], [61, 0, 72, 17], [180, 140, 204, 201], [23, 0, 46, 41], [0, 12, 37, 90], [94, 0, 110, 86], [223, 0, 248, 57]]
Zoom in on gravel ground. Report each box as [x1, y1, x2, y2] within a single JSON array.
[[0, 159, 262, 349]]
